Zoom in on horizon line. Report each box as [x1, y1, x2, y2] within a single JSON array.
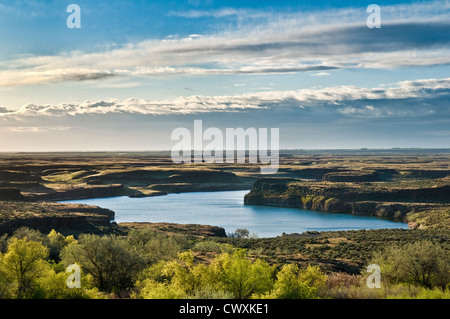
[[0, 147, 449, 154]]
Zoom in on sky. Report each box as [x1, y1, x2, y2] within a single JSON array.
[[0, 0, 449, 151]]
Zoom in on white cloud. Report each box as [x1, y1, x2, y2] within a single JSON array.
[[169, 8, 269, 19], [1, 77, 448, 118], [310, 72, 330, 77], [0, 126, 72, 132], [0, 1, 449, 87], [338, 105, 382, 117]]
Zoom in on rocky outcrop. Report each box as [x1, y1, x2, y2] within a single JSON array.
[[0, 202, 115, 234], [119, 222, 227, 238], [243, 178, 430, 220], [0, 215, 89, 234], [30, 184, 128, 201]]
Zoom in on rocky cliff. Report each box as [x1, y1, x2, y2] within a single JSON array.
[[244, 178, 449, 220], [28, 184, 128, 201], [0, 201, 115, 234]]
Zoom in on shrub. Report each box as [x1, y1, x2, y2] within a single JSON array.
[[265, 264, 325, 299], [192, 240, 233, 253], [371, 241, 450, 290], [137, 279, 185, 299]]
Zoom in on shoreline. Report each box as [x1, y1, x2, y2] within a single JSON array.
[[1, 152, 447, 234], [58, 189, 410, 238]]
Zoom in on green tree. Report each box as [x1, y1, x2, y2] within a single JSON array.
[[0, 252, 13, 299], [136, 249, 274, 299], [135, 251, 206, 299], [36, 266, 104, 299], [47, 229, 75, 261], [211, 249, 274, 299], [126, 229, 187, 264], [61, 234, 146, 294], [11, 227, 46, 244], [234, 229, 250, 239], [1, 237, 49, 298], [267, 264, 326, 299], [372, 241, 450, 290], [298, 265, 327, 289]]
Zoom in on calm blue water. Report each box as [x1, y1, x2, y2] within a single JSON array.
[[60, 190, 408, 238]]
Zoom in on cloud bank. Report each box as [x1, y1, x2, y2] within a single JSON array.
[[1, 77, 449, 119]]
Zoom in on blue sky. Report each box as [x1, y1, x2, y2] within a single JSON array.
[[0, 0, 449, 151]]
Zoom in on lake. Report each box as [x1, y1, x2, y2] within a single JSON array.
[[60, 190, 408, 237]]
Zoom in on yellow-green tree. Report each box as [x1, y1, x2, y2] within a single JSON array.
[[136, 249, 274, 299], [1, 237, 49, 298], [36, 266, 104, 299], [137, 279, 186, 299], [136, 251, 194, 299], [0, 252, 12, 298], [267, 264, 326, 299], [47, 229, 76, 261], [210, 249, 274, 299], [162, 251, 209, 294]]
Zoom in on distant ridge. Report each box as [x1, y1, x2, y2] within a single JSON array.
[[0, 148, 449, 156]]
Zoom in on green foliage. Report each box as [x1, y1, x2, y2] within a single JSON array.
[[192, 240, 233, 253], [220, 228, 450, 267], [126, 228, 188, 264], [233, 228, 250, 239], [386, 285, 450, 299], [32, 265, 104, 299], [371, 241, 450, 290], [319, 241, 450, 299], [47, 229, 75, 261], [0, 234, 8, 253], [137, 260, 171, 283], [321, 276, 450, 300], [11, 227, 46, 244], [189, 287, 235, 299], [0, 254, 12, 299], [135, 251, 212, 299], [407, 209, 450, 230], [160, 251, 207, 295], [263, 264, 325, 299], [61, 234, 146, 294], [137, 280, 186, 299], [212, 249, 274, 299], [0, 227, 448, 299], [0, 237, 49, 298], [136, 249, 275, 299], [0, 229, 105, 299]]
